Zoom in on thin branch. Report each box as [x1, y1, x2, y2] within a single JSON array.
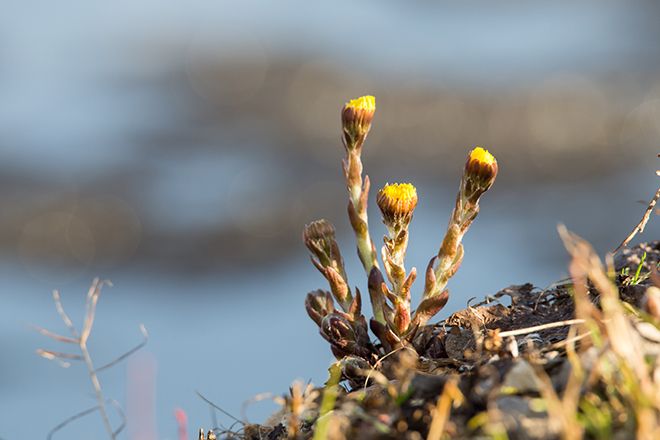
[[81, 278, 111, 344], [498, 319, 586, 338], [53, 290, 79, 339], [48, 404, 100, 440], [31, 324, 79, 344], [80, 280, 114, 438], [37, 348, 84, 361], [80, 335, 115, 439], [46, 399, 125, 440], [195, 391, 244, 425], [613, 183, 660, 254], [94, 324, 149, 373], [108, 399, 126, 438]]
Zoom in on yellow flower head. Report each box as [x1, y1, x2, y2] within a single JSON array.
[[341, 95, 376, 150], [345, 95, 375, 113], [377, 182, 418, 226], [464, 146, 498, 199], [469, 147, 496, 166]]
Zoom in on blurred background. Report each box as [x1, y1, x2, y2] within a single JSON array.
[[1, 0, 660, 438]]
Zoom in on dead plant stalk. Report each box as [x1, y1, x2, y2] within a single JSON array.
[[36, 278, 148, 439]]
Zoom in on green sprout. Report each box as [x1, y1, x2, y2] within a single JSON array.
[[622, 251, 658, 286]]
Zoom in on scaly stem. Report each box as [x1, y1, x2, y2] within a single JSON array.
[[384, 223, 409, 294], [426, 187, 476, 299], [345, 149, 379, 274]]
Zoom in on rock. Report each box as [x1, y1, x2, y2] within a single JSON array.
[[494, 396, 561, 440], [501, 360, 542, 395]]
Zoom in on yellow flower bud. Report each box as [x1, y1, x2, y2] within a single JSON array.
[[377, 183, 418, 227], [468, 146, 496, 167], [341, 95, 376, 149], [463, 146, 498, 198]]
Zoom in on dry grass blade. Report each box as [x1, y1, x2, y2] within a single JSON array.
[[498, 318, 586, 338], [53, 290, 79, 339], [196, 391, 245, 425], [613, 158, 660, 254], [31, 325, 79, 344], [530, 322, 585, 439], [558, 224, 604, 331], [36, 349, 83, 361], [566, 228, 646, 372], [108, 400, 126, 438], [535, 364, 583, 439], [81, 278, 111, 344], [47, 404, 101, 440], [559, 225, 660, 438], [46, 399, 125, 440], [94, 324, 149, 373], [426, 376, 463, 440]]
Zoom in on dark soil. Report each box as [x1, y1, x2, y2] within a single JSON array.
[[216, 241, 660, 440]]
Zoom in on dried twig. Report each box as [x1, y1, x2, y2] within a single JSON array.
[[95, 324, 149, 373], [47, 399, 125, 440], [53, 290, 79, 339], [78, 279, 115, 438], [613, 185, 660, 253], [31, 325, 79, 344], [37, 278, 147, 440], [498, 319, 586, 338], [427, 376, 463, 440], [196, 391, 244, 425], [36, 349, 83, 361], [613, 156, 660, 253]]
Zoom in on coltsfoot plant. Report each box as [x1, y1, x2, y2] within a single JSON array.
[[303, 95, 498, 365]]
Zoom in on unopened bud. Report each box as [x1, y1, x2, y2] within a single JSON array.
[[321, 313, 356, 349], [305, 290, 335, 327], [463, 147, 498, 200], [303, 219, 342, 269], [339, 355, 371, 379], [377, 183, 418, 228], [341, 95, 376, 149]]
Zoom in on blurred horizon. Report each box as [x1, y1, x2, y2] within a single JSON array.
[[1, 1, 659, 438]]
